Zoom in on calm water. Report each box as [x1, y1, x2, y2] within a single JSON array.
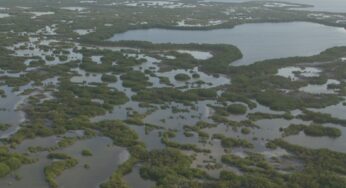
[[1, 15, 346, 185], [278, 0, 346, 12], [56, 137, 129, 188], [203, 0, 346, 13], [0, 136, 129, 188], [109, 22, 346, 65]]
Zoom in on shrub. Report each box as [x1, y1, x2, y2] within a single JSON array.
[[227, 104, 247, 115], [174, 73, 191, 81], [81, 149, 93, 156]]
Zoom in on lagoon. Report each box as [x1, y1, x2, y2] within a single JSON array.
[[203, 0, 346, 13], [109, 22, 346, 65]]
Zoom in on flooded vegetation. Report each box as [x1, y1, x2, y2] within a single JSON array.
[[109, 22, 346, 65], [0, 0, 346, 188]]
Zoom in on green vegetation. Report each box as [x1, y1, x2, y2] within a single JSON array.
[[161, 131, 210, 153], [174, 73, 191, 81], [44, 153, 78, 188], [264, 139, 346, 188], [298, 109, 346, 127], [133, 88, 217, 104], [222, 152, 273, 173], [121, 71, 151, 91], [94, 121, 139, 147], [79, 49, 143, 73], [1, 1, 346, 187], [241, 127, 251, 135], [81, 149, 93, 156], [57, 138, 77, 148], [217, 139, 346, 188], [9, 81, 128, 144], [100, 157, 137, 188], [101, 74, 117, 82], [281, 124, 306, 136], [183, 121, 216, 142], [140, 148, 208, 186], [158, 76, 171, 86], [96, 120, 147, 188], [0, 90, 5, 98], [28, 137, 81, 153], [227, 104, 247, 115], [0, 47, 27, 72], [0, 163, 10, 178], [282, 123, 341, 137], [248, 112, 293, 121], [304, 124, 341, 137], [0, 147, 31, 178], [94, 41, 242, 74], [213, 134, 253, 149], [0, 123, 10, 131], [222, 47, 346, 111]]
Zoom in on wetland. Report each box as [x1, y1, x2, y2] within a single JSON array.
[[0, 0, 346, 188]]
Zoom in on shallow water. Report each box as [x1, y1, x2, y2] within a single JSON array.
[[309, 100, 346, 120], [285, 123, 346, 153], [74, 29, 95, 36], [0, 157, 50, 188], [0, 86, 29, 138], [9, 38, 82, 66], [124, 165, 155, 188], [0, 13, 10, 18], [28, 11, 54, 19], [61, 7, 87, 11], [109, 22, 346, 65], [177, 50, 213, 60], [0, 136, 129, 188], [299, 79, 340, 94], [203, 0, 346, 13], [2, 13, 346, 184], [276, 66, 321, 81], [0, 136, 62, 188], [91, 101, 149, 122], [283, 0, 346, 13], [56, 137, 129, 188]]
